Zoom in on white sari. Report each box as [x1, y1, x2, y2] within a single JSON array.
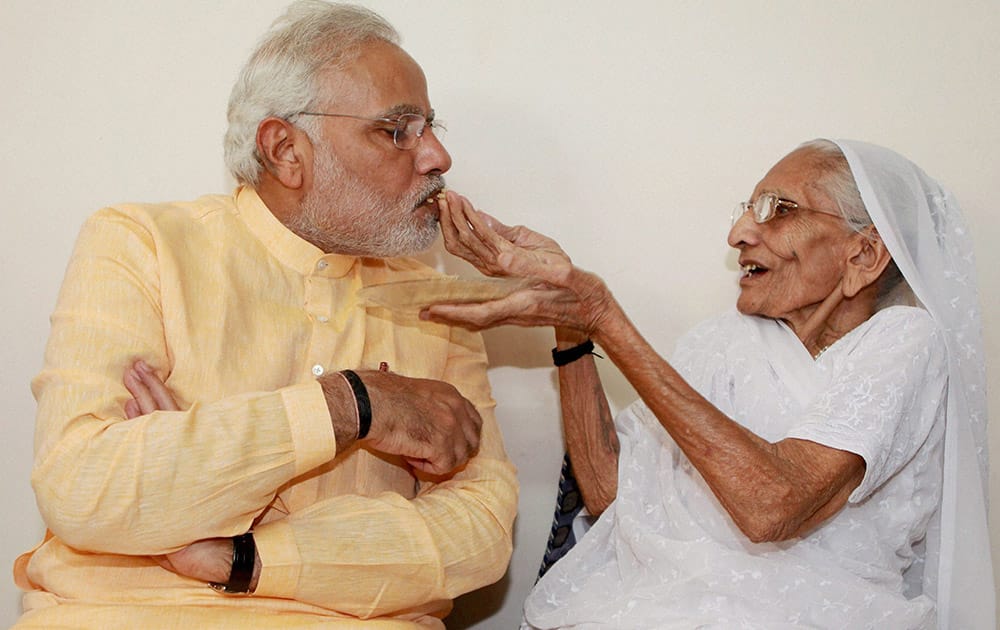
[[524, 140, 993, 629], [525, 307, 944, 629]]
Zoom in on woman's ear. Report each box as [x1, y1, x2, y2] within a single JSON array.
[[256, 117, 310, 189], [843, 228, 892, 298]]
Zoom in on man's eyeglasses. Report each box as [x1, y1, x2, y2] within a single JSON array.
[[295, 111, 444, 150], [731, 193, 822, 226]]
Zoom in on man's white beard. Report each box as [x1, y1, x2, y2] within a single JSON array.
[[288, 148, 442, 257]]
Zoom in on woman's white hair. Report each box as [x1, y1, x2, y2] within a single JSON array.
[[224, 1, 400, 185], [797, 138, 912, 308]]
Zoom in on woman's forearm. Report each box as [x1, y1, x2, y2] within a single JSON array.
[[590, 300, 863, 542], [429, 193, 861, 537], [554, 327, 619, 515]]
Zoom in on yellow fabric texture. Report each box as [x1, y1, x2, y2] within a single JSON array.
[[13, 187, 518, 629]]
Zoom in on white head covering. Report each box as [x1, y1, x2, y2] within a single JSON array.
[[831, 139, 994, 629]]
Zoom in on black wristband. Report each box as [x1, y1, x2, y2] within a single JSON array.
[[551, 339, 602, 366], [210, 532, 255, 594], [340, 369, 372, 439]]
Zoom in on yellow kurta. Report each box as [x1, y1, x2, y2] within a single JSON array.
[[14, 187, 518, 628]]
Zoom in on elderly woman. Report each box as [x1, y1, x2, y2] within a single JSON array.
[[424, 140, 993, 629]]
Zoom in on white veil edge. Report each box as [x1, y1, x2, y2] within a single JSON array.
[[831, 139, 995, 630]]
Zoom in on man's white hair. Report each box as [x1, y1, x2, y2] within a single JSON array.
[[224, 1, 400, 185]]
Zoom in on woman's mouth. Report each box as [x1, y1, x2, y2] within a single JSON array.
[[741, 263, 768, 278]]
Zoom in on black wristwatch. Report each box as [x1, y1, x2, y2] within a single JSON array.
[[209, 532, 256, 594]]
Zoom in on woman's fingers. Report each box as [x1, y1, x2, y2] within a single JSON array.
[[437, 193, 472, 257], [440, 192, 511, 275], [423, 287, 587, 331], [439, 191, 575, 283]]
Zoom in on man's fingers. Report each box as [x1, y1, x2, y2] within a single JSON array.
[[124, 366, 158, 416], [124, 399, 141, 419], [360, 371, 484, 475], [408, 457, 452, 476], [123, 360, 180, 417], [460, 400, 483, 453], [151, 555, 174, 572], [136, 361, 180, 411]]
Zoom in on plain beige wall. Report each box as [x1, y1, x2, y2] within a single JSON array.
[[2, 1, 998, 628]]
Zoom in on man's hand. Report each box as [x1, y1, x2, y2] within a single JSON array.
[[153, 538, 232, 584], [123, 361, 260, 590], [123, 360, 179, 418], [321, 370, 482, 476]]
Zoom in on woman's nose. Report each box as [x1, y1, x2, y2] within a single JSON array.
[[727, 207, 760, 248]]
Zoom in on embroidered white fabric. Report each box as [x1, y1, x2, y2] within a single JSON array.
[[524, 308, 945, 629], [522, 140, 993, 629], [833, 139, 994, 629]]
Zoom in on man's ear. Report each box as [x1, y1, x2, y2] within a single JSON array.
[[256, 117, 309, 189], [843, 228, 893, 298]]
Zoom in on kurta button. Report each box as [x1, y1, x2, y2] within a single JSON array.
[[317, 315, 329, 323], [316, 260, 328, 270], [312, 364, 324, 376]]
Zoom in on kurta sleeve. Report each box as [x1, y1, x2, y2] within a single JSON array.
[[251, 326, 517, 616], [30, 209, 338, 554], [785, 307, 948, 502]]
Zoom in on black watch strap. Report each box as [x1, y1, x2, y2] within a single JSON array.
[[551, 339, 602, 367], [210, 532, 255, 594], [339, 369, 372, 439]]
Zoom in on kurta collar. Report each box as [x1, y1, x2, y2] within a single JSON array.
[[234, 186, 358, 278]]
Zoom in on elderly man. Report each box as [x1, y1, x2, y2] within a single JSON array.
[[13, 2, 517, 628]]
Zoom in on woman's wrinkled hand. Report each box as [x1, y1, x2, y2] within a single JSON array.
[[437, 190, 571, 279], [426, 191, 614, 334]]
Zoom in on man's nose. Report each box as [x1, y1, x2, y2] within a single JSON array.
[[415, 128, 451, 175]]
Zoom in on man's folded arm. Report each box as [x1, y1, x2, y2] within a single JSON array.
[[252, 416, 517, 617], [248, 329, 516, 616], [31, 210, 337, 554]]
